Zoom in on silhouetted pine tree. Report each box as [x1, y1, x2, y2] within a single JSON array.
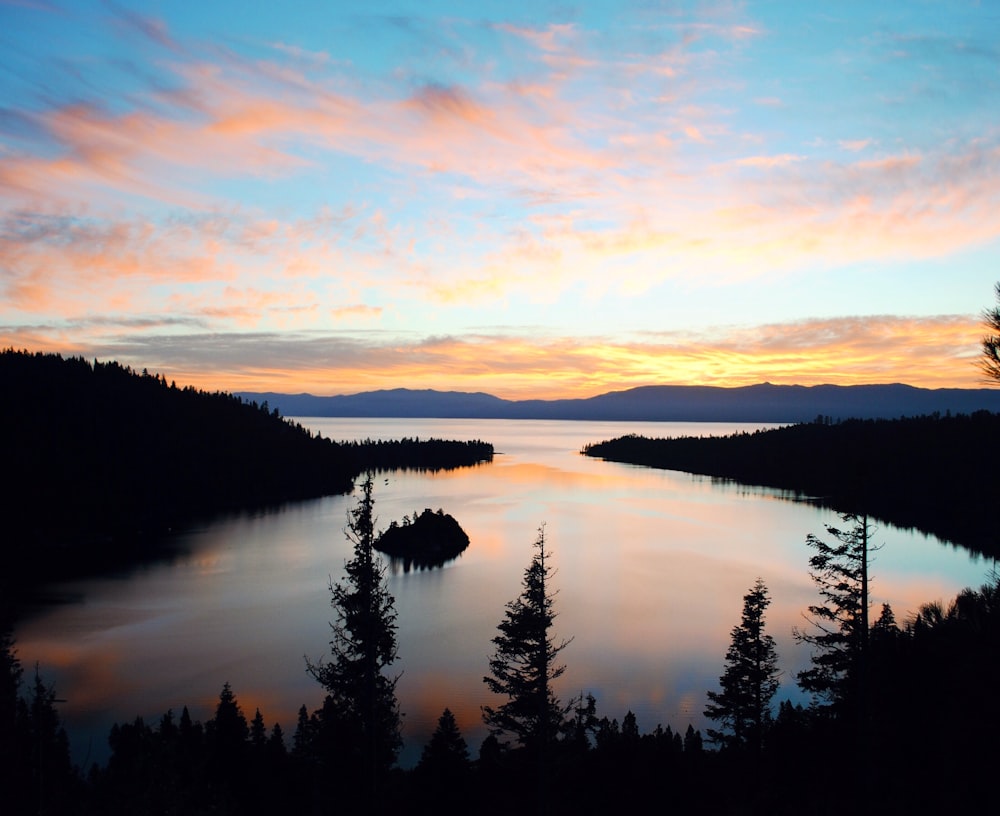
[[980, 281, 1000, 382], [482, 526, 573, 753], [483, 526, 572, 815], [306, 473, 401, 806], [704, 578, 780, 752], [683, 724, 703, 753], [0, 626, 22, 790], [17, 665, 76, 815], [795, 514, 877, 714], [564, 692, 599, 755], [416, 707, 472, 795]]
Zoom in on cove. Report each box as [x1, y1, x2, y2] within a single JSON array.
[[14, 418, 988, 769]]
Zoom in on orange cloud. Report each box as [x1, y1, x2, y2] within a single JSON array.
[[14, 312, 980, 400]]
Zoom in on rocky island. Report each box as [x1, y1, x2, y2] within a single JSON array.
[[375, 508, 470, 569]]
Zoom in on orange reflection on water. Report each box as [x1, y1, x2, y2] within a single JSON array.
[[19, 639, 130, 711]]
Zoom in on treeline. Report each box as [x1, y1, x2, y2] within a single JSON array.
[[339, 437, 494, 474], [581, 411, 1000, 557], [0, 350, 492, 594], [3, 492, 998, 813]]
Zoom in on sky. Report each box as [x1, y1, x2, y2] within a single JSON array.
[[1, 0, 998, 399]]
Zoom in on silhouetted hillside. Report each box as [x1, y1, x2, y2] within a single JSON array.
[[238, 383, 1000, 421], [582, 412, 1000, 557], [0, 350, 492, 595]]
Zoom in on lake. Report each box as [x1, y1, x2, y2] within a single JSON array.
[[14, 418, 989, 769]]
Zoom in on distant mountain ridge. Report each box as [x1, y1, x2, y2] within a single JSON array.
[[237, 383, 1000, 423]]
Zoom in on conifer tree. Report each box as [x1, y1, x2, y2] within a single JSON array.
[[796, 513, 877, 713], [291, 704, 313, 758], [209, 682, 249, 748], [21, 665, 74, 814], [250, 708, 267, 750], [704, 578, 780, 752], [482, 526, 573, 754], [307, 473, 401, 796], [683, 724, 703, 753], [980, 281, 1000, 383], [0, 626, 22, 780], [416, 708, 471, 781], [564, 692, 600, 753]]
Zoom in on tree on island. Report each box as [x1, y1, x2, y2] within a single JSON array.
[[306, 473, 401, 806], [704, 578, 780, 753]]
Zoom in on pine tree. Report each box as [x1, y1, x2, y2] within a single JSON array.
[[482, 526, 573, 753], [205, 681, 249, 793], [21, 665, 74, 814], [564, 692, 599, 754], [209, 682, 249, 749], [796, 513, 877, 713], [0, 626, 22, 786], [416, 708, 471, 781], [291, 704, 313, 758], [250, 708, 267, 750], [704, 578, 780, 752], [683, 724, 703, 753], [980, 281, 1000, 383], [306, 473, 401, 797]]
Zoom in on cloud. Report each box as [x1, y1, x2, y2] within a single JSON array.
[[2, 313, 981, 399], [268, 41, 333, 65], [107, 3, 180, 52], [839, 138, 873, 152], [733, 153, 804, 167], [331, 304, 382, 320], [2, 2, 998, 399]]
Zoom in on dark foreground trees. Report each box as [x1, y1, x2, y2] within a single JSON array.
[[704, 578, 780, 753], [306, 473, 402, 808], [0, 626, 76, 816]]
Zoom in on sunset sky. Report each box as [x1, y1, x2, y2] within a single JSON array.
[[2, 0, 998, 398]]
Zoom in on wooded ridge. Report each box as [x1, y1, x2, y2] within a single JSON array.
[[0, 350, 492, 597]]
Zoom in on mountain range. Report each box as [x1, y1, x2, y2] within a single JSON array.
[[237, 383, 1000, 423]]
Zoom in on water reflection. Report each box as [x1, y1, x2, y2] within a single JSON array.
[[384, 553, 466, 574], [14, 418, 989, 770]]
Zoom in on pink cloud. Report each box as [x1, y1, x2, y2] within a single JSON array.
[[733, 153, 804, 167], [839, 138, 874, 152], [493, 22, 580, 53]]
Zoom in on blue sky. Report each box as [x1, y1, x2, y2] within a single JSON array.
[[1, 0, 998, 396]]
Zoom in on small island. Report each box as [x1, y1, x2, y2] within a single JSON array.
[[375, 508, 470, 570]]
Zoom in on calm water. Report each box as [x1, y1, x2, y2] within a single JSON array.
[[15, 418, 989, 768]]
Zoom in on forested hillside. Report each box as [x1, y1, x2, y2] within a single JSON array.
[[582, 412, 1000, 557], [0, 350, 491, 593]]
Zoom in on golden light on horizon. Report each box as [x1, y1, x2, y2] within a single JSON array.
[[42, 311, 980, 401]]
